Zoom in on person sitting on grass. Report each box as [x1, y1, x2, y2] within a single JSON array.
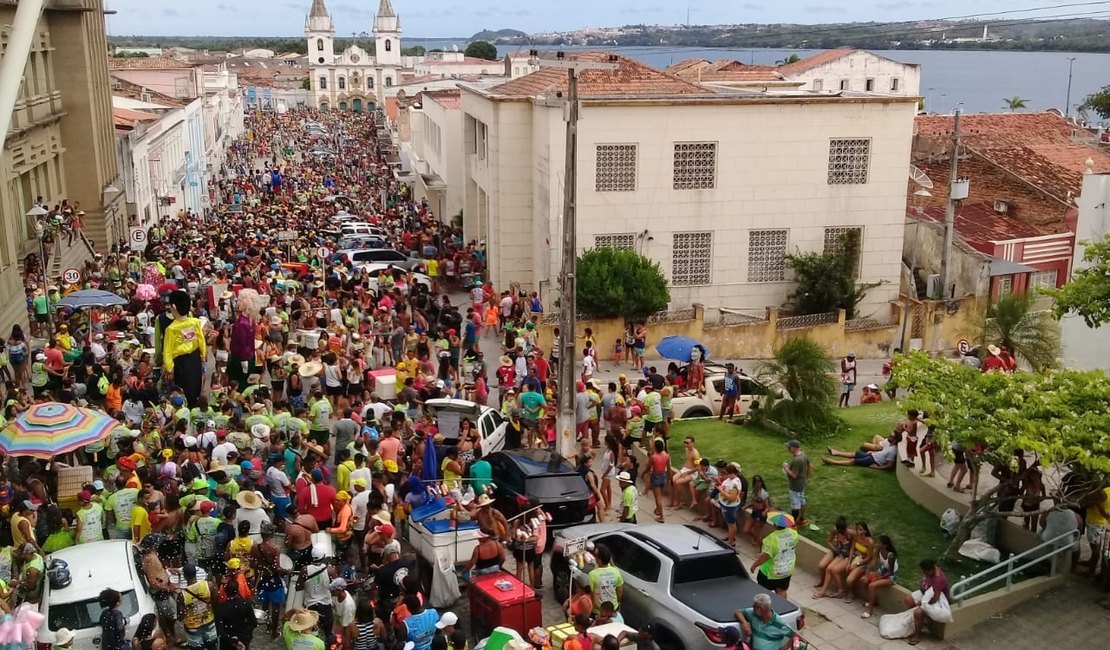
[[821, 431, 901, 471]]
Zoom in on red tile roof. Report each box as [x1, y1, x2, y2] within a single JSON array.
[[777, 48, 854, 75], [665, 58, 784, 83], [113, 107, 160, 130], [490, 51, 704, 98], [915, 202, 1049, 253], [108, 57, 195, 70], [423, 89, 461, 110], [915, 112, 1110, 204]]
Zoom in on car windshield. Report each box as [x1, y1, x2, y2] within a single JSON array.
[[49, 589, 139, 631], [672, 553, 747, 584], [526, 475, 588, 500]]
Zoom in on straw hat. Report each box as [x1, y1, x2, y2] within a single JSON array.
[[476, 494, 494, 507], [987, 344, 1001, 356], [499, 355, 512, 367], [299, 360, 324, 377], [287, 609, 320, 632], [251, 423, 271, 440], [236, 491, 264, 510], [289, 354, 306, 366], [372, 511, 392, 526]]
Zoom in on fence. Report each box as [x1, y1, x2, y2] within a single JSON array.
[[776, 311, 839, 331]]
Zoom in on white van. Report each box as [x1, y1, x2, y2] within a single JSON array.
[[341, 222, 386, 238]]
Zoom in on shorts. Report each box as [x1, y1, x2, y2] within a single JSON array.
[[272, 495, 291, 519], [511, 545, 536, 564], [842, 382, 855, 394], [788, 489, 806, 511], [184, 622, 218, 650], [1087, 523, 1108, 547], [622, 435, 641, 449], [326, 384, 343, 397], [650, 472, 666, 488], [35, 313, 49, 323], [644, 420, 657, 435], [258, 576, 287, 605], [853, 451, 876, 467], [153, 593, 177, 619], [721, 504, 739, 525], [662, 408, 672, 422], [308, 429, 329, 446], [288, 545, 312, 570], [756, 571, 792, 592], [749, 507, 768, 523], [953, 448, 967, 465]]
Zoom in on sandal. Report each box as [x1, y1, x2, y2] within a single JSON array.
[[860, 611, 871, 619], [907, 636, 921, 646]]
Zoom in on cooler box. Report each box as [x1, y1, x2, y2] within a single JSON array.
[[469, 572, 542, 640], [55, 465, 93, 513], [368, 368, 397, 400], [407, 497, 482, 567]]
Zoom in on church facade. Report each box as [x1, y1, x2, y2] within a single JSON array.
[[305, 0, 403, 111]]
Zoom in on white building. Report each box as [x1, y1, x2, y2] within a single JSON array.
[[305, 0, 404, 110], [1062, 163, 1110, 369], [778, 49, 920, 97], [113, 94, 192, 227], [201, 63, 245, 173], [459, 53, 917, 317], [414, 51, 502, 78], [407, 89, 466, 222]]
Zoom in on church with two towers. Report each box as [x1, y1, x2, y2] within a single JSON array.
[[305, 0, 404, 111]]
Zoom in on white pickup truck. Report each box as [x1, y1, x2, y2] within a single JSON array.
[[669, 363, 786, 419]]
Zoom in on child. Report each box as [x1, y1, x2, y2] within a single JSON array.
[[613, 339, 623, 367], [744, 474, 771, 547]]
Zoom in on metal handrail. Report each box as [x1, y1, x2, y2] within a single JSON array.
[[949, 528, 1079, 603]]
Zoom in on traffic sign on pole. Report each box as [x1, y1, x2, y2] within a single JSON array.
[[317, 246, 331, 260], [129, 226, 148, 251], [957, 338, 971, 355], [63, 268, 82, 285]]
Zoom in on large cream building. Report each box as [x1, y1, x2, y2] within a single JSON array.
[[1, 0, 124, 333], [459, 53, 919, 317], [305, 0, 403, 111]]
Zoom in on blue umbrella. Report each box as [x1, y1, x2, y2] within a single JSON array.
[[421, 430, 439, 482], [655, 335, 710, 363], [56, 289, 127, 309]]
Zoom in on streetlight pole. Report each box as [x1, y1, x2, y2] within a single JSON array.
[[1065, 57, 1077, 119], [533, 51, 617, 460], [27, 206, 52, 340]]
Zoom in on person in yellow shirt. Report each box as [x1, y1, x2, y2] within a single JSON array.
[[131, 501, 152, 544], [163, 291, 206, 407]]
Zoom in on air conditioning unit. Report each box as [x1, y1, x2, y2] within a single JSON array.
[[927, 274, 942, 300], [994, 200, 1009, 214]]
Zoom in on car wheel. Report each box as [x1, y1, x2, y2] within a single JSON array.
[[682, 407, 712, 419], [552, 554, 571, 602]]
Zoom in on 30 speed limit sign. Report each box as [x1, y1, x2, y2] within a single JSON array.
[[129, 226, 148, 251], [62, 268, 82, 285]]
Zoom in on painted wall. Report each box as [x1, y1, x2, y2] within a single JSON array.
[[787, 51, 922, 96]]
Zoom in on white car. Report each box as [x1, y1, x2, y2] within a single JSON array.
[[354, 263, 433, 293], [424, 398, 507, 453], [39, 540, 156, 650]]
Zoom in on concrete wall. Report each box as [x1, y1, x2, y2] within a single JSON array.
[[904, 217, 991, 299], [420, 99, 464, 220], [787, 51, 922, 97]]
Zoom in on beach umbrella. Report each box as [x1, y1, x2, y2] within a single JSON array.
[[421, 430, 438, 482], [766, 511, 796, 529], [0, 402, 119, 459], [654, 335, 710, 363], [56, 289, 127, 310]]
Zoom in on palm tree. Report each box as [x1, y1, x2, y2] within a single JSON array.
[[1003, 96, 1030, 111], [758, 337, 837, 406], [980, 292, 1060, 371]]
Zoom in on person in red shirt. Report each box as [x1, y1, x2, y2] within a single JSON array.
[[296, 467, 337, 528], [981, 345, 1007, 372], [43, 341, 67, 391], [532, 352, 550, 390]]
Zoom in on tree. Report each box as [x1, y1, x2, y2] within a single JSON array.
[[784, 230, 875, 318], [1051, 234, 1110, 327], [1003, 95, 1029, 111], [464, 40, 498, 61], [777, 53, 801, 65], [1079, 85, 1110, 119], [890, 353, 1110, 561], [980, 292, 1060, 371], [756, 337, 842, 439], [301, 78, 311, 91], [575, 247, 669, 319]]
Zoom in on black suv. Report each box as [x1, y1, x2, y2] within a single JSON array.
[[486, 449, 597, 534]]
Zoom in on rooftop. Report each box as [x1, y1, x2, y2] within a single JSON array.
[[112, 107, 160, 131], [665, 58, 784, 83], [423, 89, 462, 110], [777, 48, 855, 75], [488, 51, 704, 98], [109, 76, 186, 108], [107, 56, 194, 70], [914, 202, 1053, 252], [915, 112, 1110, 204]]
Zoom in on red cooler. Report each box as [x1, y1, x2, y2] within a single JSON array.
[[468, 572, 542, 639]]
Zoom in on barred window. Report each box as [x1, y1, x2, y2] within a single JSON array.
[[747, 229, 788, 282], [823, 226, 863, 277], [672, 232, 713, 286], [595, 144, 637, 192], [673, 142, 717, 190], [594, 234, 635, 250], [827, 138, 871, 185]]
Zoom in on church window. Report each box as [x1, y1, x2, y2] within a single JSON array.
[[385, 77, 392, 87], [368, 77, 374, 89], [319, 76, 327, 90], [316, 38, 323, 51], [385, 40, 392, 52], [338, 77, 346, 90]]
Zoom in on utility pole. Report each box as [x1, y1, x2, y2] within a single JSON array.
[[1065, 57, 1077, 119], [935, 108, 965, 356], [531, 50, 617, 459]]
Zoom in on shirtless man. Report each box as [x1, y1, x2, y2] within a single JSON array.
[[284, 514, 319, 570], [253, 522, 291, 639], [473, 495, 509, 540], [140, 535, 179, 646], [669, 436, 702, 509]]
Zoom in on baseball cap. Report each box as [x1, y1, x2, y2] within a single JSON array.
[[374, 523, 395, 537], [91, 479, 105, 491], [352, 478, 368, 489], [199, 500, 217, 514], [786, 440, 801, 449], [78, 490, 93, 503], [435, 612, 459, 630], [382, 539, 402, 556]]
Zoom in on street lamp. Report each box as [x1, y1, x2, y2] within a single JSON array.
[[1065, 57, 1077, 119], [26, 206, 52, 340]]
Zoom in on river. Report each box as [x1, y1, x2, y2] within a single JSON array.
[[403, 40, 1110, 116]]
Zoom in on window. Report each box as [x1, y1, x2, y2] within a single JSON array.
[[839, 79, 849, 91], [672, 142, 717, 190], [337, 76, 345, 90], [891, 77, 900, 92], [601, 535, 661, 582], [823, 226, 863, 277], [1030, 269, 1058, 290], [385, 77, 392, 87], [827, 138, 871, 185], [672, 232, 713, 286], [476, 122, 488, 161], [316, 38, 323, 51], [385, 40, 392, 52], [595, 144, 637, 192], [747, 229, 788, 282], [865, 78, 875, 91], [813, 79, 823, 92], [998, 275, 1013, 296], [368, 77, 374, 89], [318, 76, 327, 90], [594, 234, 635, 250]]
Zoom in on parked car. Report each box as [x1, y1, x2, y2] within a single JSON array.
[[357, 263, 433, 293], [424, 398, 508, 454], [341, 222, 386, 238], [550, 523, 803, 650], [486, 449, 597, 534], [38, 540, 156, 650], [336, 248, 422, 271], [337, 235, 389, 251], [669, 363, 785, 419]]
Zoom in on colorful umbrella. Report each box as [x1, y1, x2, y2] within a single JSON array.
[[0, 402, 119, 459], [766, 511, 796, 529]]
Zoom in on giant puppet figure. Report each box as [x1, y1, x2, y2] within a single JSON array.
[[228, 288, 261, 388], [163, 290, 206, 406]]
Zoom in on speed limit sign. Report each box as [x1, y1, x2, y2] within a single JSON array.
[[62, 268, 82, 285], [129, 226, 148, 252], [316, 246, 331, 259]]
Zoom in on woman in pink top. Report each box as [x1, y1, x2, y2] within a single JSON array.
[[642, 438, 670, 523]]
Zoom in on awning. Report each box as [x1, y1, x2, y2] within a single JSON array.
[[988, 257, 1036, 277], [384, 154, 401, 166], [420, 172, 447, 190]]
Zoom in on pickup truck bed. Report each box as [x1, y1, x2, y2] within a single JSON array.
[[672, 577, 800, 623]]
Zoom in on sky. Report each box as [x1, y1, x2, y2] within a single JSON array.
[[104, 0, 1103, 38]]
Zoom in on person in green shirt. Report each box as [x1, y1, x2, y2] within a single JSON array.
[[641, 385, 663, 437], [105, 480, 140, 540], [308, 390, 332, 451], [749, 519, 799, 599], [618, 471, 638, 524], [734, 593, 796, 650], [75, 491, 105, 543], [518, 385, 546, 431], [282, 609, 324, 650], [468, 451, 493, 495], [587, 544, 624, 615]]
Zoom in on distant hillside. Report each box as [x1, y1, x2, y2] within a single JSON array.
[[470, 29, 526, 42]]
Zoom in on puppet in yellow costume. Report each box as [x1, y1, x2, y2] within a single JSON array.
[[163, 290, 206, 407]]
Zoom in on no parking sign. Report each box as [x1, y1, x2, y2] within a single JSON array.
[[130, 226, 148, 251]]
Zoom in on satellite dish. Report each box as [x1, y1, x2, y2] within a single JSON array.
[[452, 44, 459, 52], [909, 165, 934, 189]]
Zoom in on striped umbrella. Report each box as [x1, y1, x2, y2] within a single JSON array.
[[0, 402, 118, 459]]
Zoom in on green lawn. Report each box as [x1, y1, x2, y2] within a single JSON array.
[[669, 403, 982, 589]]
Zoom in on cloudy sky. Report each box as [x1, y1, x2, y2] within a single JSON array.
[[104, 0, 1097, 37]]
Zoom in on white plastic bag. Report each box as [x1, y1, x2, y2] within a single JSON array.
[[879, 609, 915, 639], [920, 588, 954, 623], [940, 508, 960, 537], [958, 538, 1001, 564]]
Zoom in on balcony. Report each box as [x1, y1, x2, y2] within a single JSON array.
[[8, 90, 65, 137]]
